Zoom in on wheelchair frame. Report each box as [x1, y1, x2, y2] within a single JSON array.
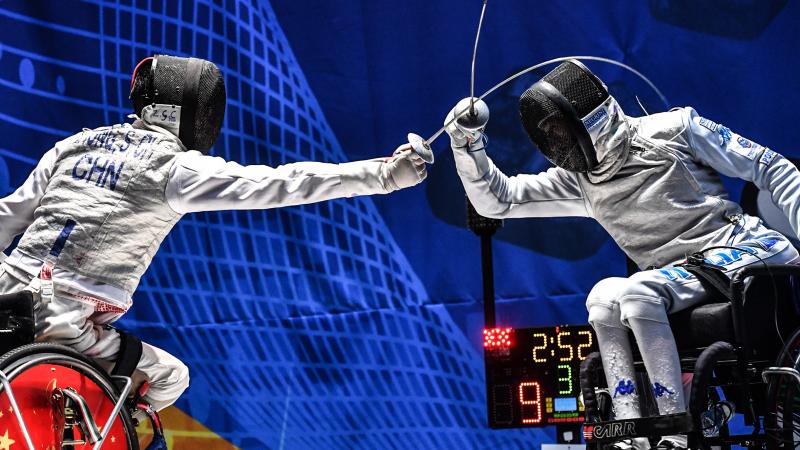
[[0, 364, 132, 450], [0, 345, 137, 450], [0, 287, 149, 449], [581, 263, 800, 450]]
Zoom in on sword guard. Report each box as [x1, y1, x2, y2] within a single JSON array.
[[407, 133, 434, 164], [454, 97, 490, 132]]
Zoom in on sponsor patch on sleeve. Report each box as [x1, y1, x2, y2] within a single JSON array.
[[759, 149, 778, 166], [730, 136, 758, 160], [728, 132, 769, 161], [698, 117, 719, 132], [736, 136, 754, 148]]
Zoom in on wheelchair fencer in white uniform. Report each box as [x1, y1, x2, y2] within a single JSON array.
[[0, 54, 428, 413], [445, 60, 800, 450]]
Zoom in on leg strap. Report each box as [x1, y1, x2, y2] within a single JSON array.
[[110, 328, 143, 378], [682, 255, 733, 302]]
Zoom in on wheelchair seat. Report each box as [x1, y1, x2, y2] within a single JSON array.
[[657, 268, 800, 361], [669, 302, 735, 352], [583, 264, 800, 449]]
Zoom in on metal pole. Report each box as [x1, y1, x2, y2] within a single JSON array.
[[481, 234, 496, 328]]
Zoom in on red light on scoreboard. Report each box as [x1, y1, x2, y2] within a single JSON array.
[[483, 327, 514, 349]]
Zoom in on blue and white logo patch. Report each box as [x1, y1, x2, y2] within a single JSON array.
[[737, 136, 754, 149], [730, 134, 765, 160], [583, 107, 609, 131], [760, 149, 778, 166], [698, 117, 719, 132], [718, 126, 732, 146]]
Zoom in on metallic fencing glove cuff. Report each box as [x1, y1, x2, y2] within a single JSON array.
[[379, 147, 428, 192]]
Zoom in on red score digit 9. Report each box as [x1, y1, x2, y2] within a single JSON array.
[[519, 381, 542, 424]]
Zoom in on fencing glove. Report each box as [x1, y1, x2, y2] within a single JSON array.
[[380, 144, 427, 192]]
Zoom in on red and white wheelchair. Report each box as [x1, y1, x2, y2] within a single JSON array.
[[0, 289, 164, 449]]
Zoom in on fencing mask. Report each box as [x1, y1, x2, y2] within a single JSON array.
[[519, 60, 609, 172], [130, 55, 226, 153]]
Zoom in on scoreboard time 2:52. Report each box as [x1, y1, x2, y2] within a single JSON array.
[[483, 325, 598, 428]]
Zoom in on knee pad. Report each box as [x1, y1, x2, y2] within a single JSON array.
[[588, 302, 625, 329], [617, 282, 670, 325], [586, 277, 629, 309], [587, 278, 629, 329]]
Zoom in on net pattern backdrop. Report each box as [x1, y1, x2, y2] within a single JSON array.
[[0, 0, 539, 448]]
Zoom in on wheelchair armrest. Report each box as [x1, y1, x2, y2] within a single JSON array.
[[731, 263, 800, 288], [731, 263, 800, 316], [730, 263, 800, 357]]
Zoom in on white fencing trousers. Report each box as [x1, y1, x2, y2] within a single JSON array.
[[0, 263, 189, 411], [586, 230, 799, 422]]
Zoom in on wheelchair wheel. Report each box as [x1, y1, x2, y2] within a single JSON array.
[[0, 342, 139, 449], [766, 328, 800, 449]]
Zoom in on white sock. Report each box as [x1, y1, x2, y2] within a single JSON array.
[[628, 317, 686, 416], [593, 322, 641, 419]]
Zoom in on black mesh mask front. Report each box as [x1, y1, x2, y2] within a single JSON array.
[[519, 60, 608, 172], [130, 55, 226, 153]]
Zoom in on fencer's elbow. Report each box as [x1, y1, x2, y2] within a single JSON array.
[[483, 209, 509, 220], [470, 199, 508, 219]]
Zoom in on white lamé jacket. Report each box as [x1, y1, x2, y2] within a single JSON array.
[[0, 122, 397, 311], [453, 97, 800, 268]]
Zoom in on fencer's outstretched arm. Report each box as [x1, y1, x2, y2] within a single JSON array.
[[444, 99, 591, 219], [684, 108, 800, 239], [452, 145, 590, 219], [0, 147, 57, 259], [166, 146, 426, 213]]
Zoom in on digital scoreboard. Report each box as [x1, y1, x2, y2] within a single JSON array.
[[484, 325, 598, 428]]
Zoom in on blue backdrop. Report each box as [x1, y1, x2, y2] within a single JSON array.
[[0, 0, 799, 448]]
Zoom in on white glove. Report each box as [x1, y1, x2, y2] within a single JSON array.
[[444, 97, 488, 151], [380, 144, 427, 192]]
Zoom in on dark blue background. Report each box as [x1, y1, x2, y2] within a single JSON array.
[[0, 0, 798, 448], [273, 0, 800, 329]]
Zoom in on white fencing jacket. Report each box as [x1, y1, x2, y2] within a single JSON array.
[[0, 123, 394, 311], [453, 97, 800, 269]]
